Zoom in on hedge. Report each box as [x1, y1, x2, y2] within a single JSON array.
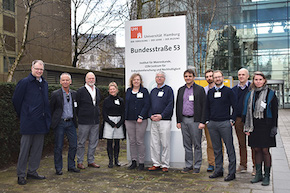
[[0, 82, 125, 168]]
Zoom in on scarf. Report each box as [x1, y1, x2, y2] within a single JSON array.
[[244, 85, 268, 132]]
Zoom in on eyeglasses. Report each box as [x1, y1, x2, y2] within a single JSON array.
[[213, 76, 223, 79], [66, 94, 70, 102]]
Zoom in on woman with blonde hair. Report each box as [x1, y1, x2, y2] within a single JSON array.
[[242, 71, 278, 186], [102, 82, 125, 168], [125, 73, 150, 170]]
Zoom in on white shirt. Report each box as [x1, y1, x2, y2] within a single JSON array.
[[85, 84, 96, 106]]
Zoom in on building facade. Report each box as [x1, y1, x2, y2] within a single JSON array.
[[0, 0, 72, 82], [139, 0, 290, 108]]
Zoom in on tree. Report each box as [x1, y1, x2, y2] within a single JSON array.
[[6, 0, 43, 82], [72, 0, 127, 67]]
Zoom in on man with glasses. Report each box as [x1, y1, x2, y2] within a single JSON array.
[[148, 71, 174, 172], [206, 70, 237, 181], [176, 69, 206, 174], [12, 60, 51, 185], [76, 72, 101, 169], [50, 73, 80, 175]]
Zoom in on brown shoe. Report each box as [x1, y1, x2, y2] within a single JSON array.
[[88, 163, 100, 168], [148, 166, 161, 171], [162, 167, 168, 172], [77, 163, 85, 169]]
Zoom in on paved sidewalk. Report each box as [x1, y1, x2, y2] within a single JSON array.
[[272, 109, 290, 193], [0, 109, 289, 192]]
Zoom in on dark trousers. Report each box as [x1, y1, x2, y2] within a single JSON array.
[[208, 120, 236, 175], [54, 120, 77, 171], [17, 134, 44, 177]]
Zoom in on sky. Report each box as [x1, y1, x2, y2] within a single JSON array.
[[72, 0, 127, 47]]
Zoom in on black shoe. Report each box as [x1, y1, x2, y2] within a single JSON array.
[[224, 174, 236, 181], [138, 163, 145, 171], [115, 159, 121, 167], [55, 170, 63, 175], [27, 173, 46, 180], [18, 177, 27, 185], [108, 160, 114, 168], [128, 160, 137, 170], [68, 168, 80, 173], [209, 172, 223, 178]]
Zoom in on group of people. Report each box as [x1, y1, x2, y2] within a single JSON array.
[[12, 60, 278, 187]]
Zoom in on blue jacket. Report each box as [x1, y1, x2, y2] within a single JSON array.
[[232, 82, 251, 117], [125, 87, 150, 120], [149, 85, 174, 120], [12, 73, 51, 135]]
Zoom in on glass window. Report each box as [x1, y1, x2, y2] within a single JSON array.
[[257, 36, 288, 51], [3, 0, 15, 12], [257, 3, 287, 22], [3, 57, 15, 73]]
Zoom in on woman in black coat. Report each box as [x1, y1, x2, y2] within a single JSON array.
[[243, 71, 278, 186], [102, 82, 125, 168]]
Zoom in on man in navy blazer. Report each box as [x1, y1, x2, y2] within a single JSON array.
[[12, 60, 51, 185], [50, 73, 80, 175]]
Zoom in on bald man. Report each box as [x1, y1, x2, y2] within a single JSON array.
[[232, 68, 255, 175], [76, 72, 102, 169]]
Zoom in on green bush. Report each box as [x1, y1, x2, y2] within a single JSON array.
[[0, 82, 125, 168]]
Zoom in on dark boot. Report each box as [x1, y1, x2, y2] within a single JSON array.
[[262, 166, 271, 186], [251, 164, 263, 183], [107, 144, 114, 168], [138, 163, 145, 171], [128, 160, 137, 170], [114, 141, 121, 167]]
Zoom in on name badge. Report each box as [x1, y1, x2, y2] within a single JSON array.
[[114, 99, 120, 105], [214, 92, 221, 98], [137, 92, 143, 98], [261, 101, 266, 108], [189, 95, 194, 101], [74, 102, 78, 108], [158, 91, 164, 97]]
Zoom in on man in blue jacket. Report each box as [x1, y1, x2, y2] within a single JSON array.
[[12, 60, 51, 185], [232, 68, 255, 175], [206, 70, 237, 181], [148, 71, 174, 172]]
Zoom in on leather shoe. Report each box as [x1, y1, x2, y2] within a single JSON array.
[[55, 170, 63, 175], [209, 172, 223, 178], [27, 173, 46, 180], [18, 177, 27, 185], [77, 163, 85, 169], [224, 174, 236, 181], [68, 168, 80, 173], [88, 163, 100, 168], [148, 166, 161, 171]]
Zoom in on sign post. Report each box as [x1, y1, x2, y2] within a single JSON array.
[[125, 16, 187, 168]]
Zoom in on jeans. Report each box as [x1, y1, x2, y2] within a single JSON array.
[[54, 120, 77, 171]]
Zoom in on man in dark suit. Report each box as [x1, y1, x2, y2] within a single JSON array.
[[176, 69, 206, 174], [13, 60, 51, 185], [50, 73, 80, 175]]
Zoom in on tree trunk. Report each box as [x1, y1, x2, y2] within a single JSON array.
[[7, 1, 34, 82]]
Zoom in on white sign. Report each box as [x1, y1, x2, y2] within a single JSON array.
[[125, 16, 187, 168]]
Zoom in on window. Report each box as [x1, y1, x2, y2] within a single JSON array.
[[3, 57, 15, 73], [3, 0, 15, 12]]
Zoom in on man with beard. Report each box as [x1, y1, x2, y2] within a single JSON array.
[[206, 70, 237, 181], [76, 72, 101, 169]]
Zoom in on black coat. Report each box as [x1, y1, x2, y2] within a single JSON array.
[[176, 83, 206, 124], [50, 88, 78, 129]]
